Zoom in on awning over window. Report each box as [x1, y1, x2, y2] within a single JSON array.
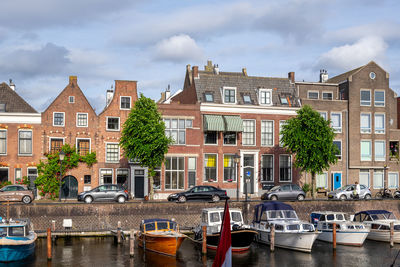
[[203, 115, 225, 131], [223, 115, 243, 132]]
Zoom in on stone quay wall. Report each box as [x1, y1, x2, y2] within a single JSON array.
[[1, 200, 399, 233]]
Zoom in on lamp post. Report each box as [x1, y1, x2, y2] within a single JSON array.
[[233, 154, 241, 201], [58, 150, 65, 202], [384, 164, 387, 189]]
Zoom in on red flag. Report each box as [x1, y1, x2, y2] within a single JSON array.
[[212, 200, 232, 267]]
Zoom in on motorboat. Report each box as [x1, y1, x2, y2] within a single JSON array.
[[353, 210, 400, 243], [138, 218, 186, 257], [311, 211, 369, 246], [193, 207, 257, 252], [0, 217, 37, 262], [250, 201, 319, 253]]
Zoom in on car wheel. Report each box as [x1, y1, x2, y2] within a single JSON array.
[[117, 196, 126, 203], [297, 194, 305, 201], [84, 196, 93, 204], [364, 194, 371, 200], [339, 195, 347, 200], [212, 195, 220, 202], [22, 196, 32, 204], [270, 195, 278, 201], [178, 195, 186, 203]]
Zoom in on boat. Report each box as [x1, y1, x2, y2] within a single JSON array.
[[137, 218, 186, 257], [250, 201, 319, 253], [0, 217, 37, 262], [310, 211, 369, 246], [193, 207, 257, 252], [353, 210, 400, 243]]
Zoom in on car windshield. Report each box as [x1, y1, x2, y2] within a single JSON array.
[[270, 186, 280, 192], [337, 185, 350, 191]]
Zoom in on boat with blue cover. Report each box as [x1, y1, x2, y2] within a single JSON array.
[[0, 217, 37, 262]]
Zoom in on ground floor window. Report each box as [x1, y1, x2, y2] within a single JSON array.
[[359, 169, 370, 187], [84, 175, 91, 184], [15, 168, 22, 184], [100, 169, 113, 184], [165, 157, 184, 190], [153, 167, 161, 190], [388, 172, 398, 189], [188, 157, 196, 187], [279, 155, 291, 181], [204, 154, 217, 182], [316, 172, 328, 189], [0, 168, 8, 183], [117, 169, 129, 187], [373, 170, 384, 189], [261, 155, 273, 182]]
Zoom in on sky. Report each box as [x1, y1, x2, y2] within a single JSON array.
[[1, 0, 400, 113]]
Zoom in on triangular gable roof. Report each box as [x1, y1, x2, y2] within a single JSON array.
[[0, 82, 38, 113], [327, 61, 387, 84]]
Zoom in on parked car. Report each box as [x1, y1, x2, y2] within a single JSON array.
[[328, 184, 371, 200], [77, 184, 129, 203], [260, 184, 305, 201], [0, 185, 34, 204], [167, 186, 229, 203]]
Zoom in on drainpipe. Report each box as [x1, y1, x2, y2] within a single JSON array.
[[345, 110, 349, 185]]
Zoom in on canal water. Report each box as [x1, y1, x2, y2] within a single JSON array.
[[4, 237, 400, 267]]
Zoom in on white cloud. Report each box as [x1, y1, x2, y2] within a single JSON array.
[[154, 35, 203, 63], [316, 36, 388, 70]]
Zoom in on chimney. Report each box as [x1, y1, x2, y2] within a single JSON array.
[[69, 76, 77, 84], [213, 64, 219, 75], [106, 85, 114, 107], [165, 84, 171, 100], [205, 60, 213, 71], [288, 72, 295, 83], [242, 68, 247, 76], [320, 69, 328, 83], [9, 79, 15, 91], [192, 66, 199, 79]]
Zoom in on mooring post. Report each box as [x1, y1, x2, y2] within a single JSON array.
[[51, 220, 56, 242], [117, 221, 122, 244], [333, 223, 337, 250], [270, 224, 275, 252], [390, 222, 394, 248], [47, 228, 52, 261], [130, 229, 135, 257], [202, 225, 207, 255]]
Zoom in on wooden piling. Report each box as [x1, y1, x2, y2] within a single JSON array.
[[333, 223, 337, 250], [202, 225, 207, 255], [390, 222, 394, 248], [51, 220, 56, 242], [47, 228, 52, 261], [130, 229, 135, 257], [117, 221, 122, 244], [270, 224, 275, 252]]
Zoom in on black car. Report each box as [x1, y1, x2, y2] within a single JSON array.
[[77, 184, 130, 203], [167, 186, 229, 203], [260, 184, 306, 201]]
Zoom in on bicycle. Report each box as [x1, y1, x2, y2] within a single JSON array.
[[375, 188, 392, 199]]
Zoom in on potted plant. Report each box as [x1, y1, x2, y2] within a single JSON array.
[[302, 183, 311, 198]]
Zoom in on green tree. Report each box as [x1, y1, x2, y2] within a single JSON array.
[[120, 94, 172, 200], [280, 105, 338, 199]]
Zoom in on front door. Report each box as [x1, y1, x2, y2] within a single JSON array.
[[333, 173, 342, 190], [134, 169, 145, 198], [243, 154, 255, 194], [61, 175, 78, 199]]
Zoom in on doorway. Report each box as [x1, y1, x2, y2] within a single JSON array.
[[134, 169, 145, 198], [61, 175, 78, 199], [243, 154, 255, 194]]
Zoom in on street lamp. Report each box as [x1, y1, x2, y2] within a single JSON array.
[[233, 154, 241, 201], [383, 164, 388, 189], [58, 150, 65, 202]]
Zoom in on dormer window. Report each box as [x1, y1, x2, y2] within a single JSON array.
[[259, 89, 272, 105], [223, 87, 236, 104], [243, 95, 252, 104], [280, 96, 288, 105], [69, 96, 75, 103], [204, 93, 214, 102]]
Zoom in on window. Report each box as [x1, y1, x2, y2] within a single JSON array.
[[319, 112, 327, 120], [120, 96, 131, 109], [106, 143, 119, 163], [261, 120, 273, 146], [0, 103, 5, 112], [69, 96, 75, 103], [359, 170, 370, 188], [223, 132, 236, 145], [84, 175, 91, 184], [375, 141, 385, 161], [204, 92, 214, 102], [164, 118, 186, 145], [76, 113, 88, 127], [360, 114, 371, 133], [280, 96, 288, 105], [316, 173, 328, 189], [165, 157, 184, 190], [117, 169, 129, 187], [53, 112, 65, 126], [223, 87, 236, 103], [373, 170, 384, 189], [204, 154, 217, 182], [331, 113, 342, 133], [106, 117, 120, 131], [186, 119, 193, 128], [375, 91, 385, 107], [188, 157, 196, 188], [242, 120, 255, 145], [243, 95, 252, 104], [389, 173, 399, 189], [223, 155, 236, 182], [153, 166, 161, 190], [0, 168, 8, 183], [308, 91, 319, 99], [361, 140, 372, 161], [77, 139, 90, 156], [333, 140, 342, 160], [375, 114, 385, 134], [100, 169, 113, 184], [279, 155, 291, 182], [259, 89, 272, 105], [360, 90, 371, 106], [279, 120, 287, 146], [322, 92, 333, 100], [261, 155, 273, 182], [204, 131, 217, 144], [0, 130, 6, 155], [19, 130, 32, 155], [390, 141, 399, 159], [15, 168, 22, 183], [50, 138, 63, 153]]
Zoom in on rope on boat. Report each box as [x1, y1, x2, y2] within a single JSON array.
[[182, 233, 203, 244]]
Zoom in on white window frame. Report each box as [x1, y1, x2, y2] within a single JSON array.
[[164, 118, 186, 145], [360, 89, 371, 106], [374, 140, 386, 161], [388, 172, 399, 189], [164, 157, 185, 190], [76, 113, 88, 127], [319, 111, 327, 121], [15, 168, 22, 183], [222, 87, 237, 104], [223, 154, 237, 182], [279, 154, 292, 182], [373, 170, 384, 189], [359, 169, 370, 188], [105, 142, 120, 163], [120, 96, 132, 110], [333, 140, 342, 160], [279, 120, 287, 147], [259, 89, 272, 106], [242, 119, 256, 146], [53, 112, 65, 127], [18, 129, 33, 156], [308, 91, 319, 99], [69, 96, 75, 103], [322, 91, 333, 100], [331, 112, 342, 133], [223, 132, 237, 146], [261, 154, 274, 182], [360, 140, 372, 161], [106, 116, 120, 131], [360, 113, 371, 134], [374, 113, 385, 134], [316, 172, 328, 189], [261, 120, 274, 147], [76, 138, 91, 155], [99, 168, 113, 185], [374, 90, 385, 107], [0, 129, 7, 155]]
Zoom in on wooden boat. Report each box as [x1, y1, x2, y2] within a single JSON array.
[[193, 208, 257, 252], [138, 219, 186, 257], [0, 218, 37, 262]]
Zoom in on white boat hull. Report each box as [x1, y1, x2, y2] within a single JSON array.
[[367, 230, 400, 243], [318, 231, 369, 246], [255, 230, 319, 253]]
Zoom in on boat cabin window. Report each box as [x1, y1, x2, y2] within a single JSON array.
[[371, 224, 381, 230], [327, 223, 340, 230], [287, 224, 300, 230], [394, 225, 400, 231], [231, 212, 242, 223], [157, 222, 169, 230], [268, 211, 283, 219], [275, 224, 284, 231], [210, 212, 220, 223], [302, 224, 313, 231], [170, 222, 177, 230], [202, 212, 208, 224], [336, 214, 344, 221], [379, 225, 390, 230], [320, 215, 326, 222], [327, 214, 334, 221], [145, 223, 156, 231], [25, 226, 29, 236], [9, 226, 24, 237], [260, 212, 268, 221], [0, 228, 6, 236], [322, 223, 327, 230], [284, 210, 297, 219], [347, 225, 354, 230]]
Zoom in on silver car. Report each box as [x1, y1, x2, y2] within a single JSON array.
[[77, 184, 129, 203], [328, 184, 371, 200]]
